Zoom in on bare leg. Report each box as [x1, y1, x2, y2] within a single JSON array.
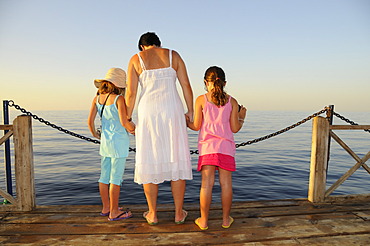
[[108, 184, 132, 219], [108, 184, 119, 218], [99, 182, 110, 214], [143, 183, 158, 223], [171, 179, 186, 221], [219, 168, 233, 226], [198, 165, 216, 228]]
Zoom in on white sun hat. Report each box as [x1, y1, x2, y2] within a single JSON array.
[[94, 68, 127, 88]]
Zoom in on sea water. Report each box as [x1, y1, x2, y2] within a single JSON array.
[[0, 109, 369, 205]]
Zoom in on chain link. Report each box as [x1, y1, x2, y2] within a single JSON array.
[[333, 112, 370, 133], [8, 100, 330, 155]]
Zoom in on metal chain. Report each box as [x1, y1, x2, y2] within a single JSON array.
[[7, 100, 136, 151], [8, 100, 329, 155], [234, 108, 329, 149], [333, 112, 370, 134], [191, 108, 328, 154]]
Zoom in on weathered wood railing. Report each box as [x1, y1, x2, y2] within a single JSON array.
[[308, 116, 370, 203], [0, 115, 35, 211]]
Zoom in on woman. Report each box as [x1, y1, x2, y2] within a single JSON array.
[[125, 32, 193, 225]]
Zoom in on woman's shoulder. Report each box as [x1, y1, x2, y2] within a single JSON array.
[[171, 49, 181, 59], [158, 48, 178, 58]]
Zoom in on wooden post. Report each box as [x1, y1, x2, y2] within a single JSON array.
[[13, 115, 35, 211], [308, 116, 329, 203]]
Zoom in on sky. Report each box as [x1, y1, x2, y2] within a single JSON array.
[[1, 0, 369, 112]]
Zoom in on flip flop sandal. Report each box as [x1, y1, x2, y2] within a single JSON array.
[[108, 210, 132, 221], [175, 210, 188, 224], [100, 207, 125, 216], [195, 217, 208, 230], [143, 211, 158, 225], [222, 216, 234, 229]]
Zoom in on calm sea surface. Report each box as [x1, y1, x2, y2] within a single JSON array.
[[1, 109, 369, 205]]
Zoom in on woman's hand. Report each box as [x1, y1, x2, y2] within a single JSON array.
[[185, 111, 194, 123], [185, 114, 191, 126]]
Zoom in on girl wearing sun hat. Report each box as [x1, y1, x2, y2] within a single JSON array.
[[88, 68, 135, 221]]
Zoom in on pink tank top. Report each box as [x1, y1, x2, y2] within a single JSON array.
[[198, 94, 235, 157]]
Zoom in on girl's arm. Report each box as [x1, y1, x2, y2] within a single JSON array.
[[230, 97, 247, 133], [87, 96, 100, 139], [186, 95, 204, 131], [125, 54, 140, 120], [117, 95, 135, 134], [173, 50, 194, 121]]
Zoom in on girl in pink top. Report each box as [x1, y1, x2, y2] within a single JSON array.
[[187, 66, 247, 230]]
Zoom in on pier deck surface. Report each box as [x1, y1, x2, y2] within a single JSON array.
[[1, 196, 370, 245]]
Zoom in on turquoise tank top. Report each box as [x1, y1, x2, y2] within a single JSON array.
[[96, 94, 129, 158]]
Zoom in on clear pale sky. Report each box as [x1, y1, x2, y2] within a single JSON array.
[[1, 0, 369, 112]]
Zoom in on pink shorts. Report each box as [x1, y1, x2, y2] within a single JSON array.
[[198, 153, 236, 172]]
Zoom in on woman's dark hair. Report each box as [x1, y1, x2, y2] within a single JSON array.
[[138, 32, 161, 51], [204, 66, 228, 106]]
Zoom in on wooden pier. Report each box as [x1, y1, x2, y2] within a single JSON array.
[[1, 195, 370, 245], [1, 115, 370, 245]]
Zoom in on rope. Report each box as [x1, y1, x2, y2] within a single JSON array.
[[7, 100, 329, 154]]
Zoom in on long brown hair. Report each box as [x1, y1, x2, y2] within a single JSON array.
[[98, 81, 125, 95], [204, 66, 227, 106]]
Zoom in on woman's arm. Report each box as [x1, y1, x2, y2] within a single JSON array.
[[125, 54, 140, 120], [173, 50, 194, 121], [186, 95, 204, 131], [230, 97, 247, 133], [87, 96, 100, 139], [117, 95, 135, 134]]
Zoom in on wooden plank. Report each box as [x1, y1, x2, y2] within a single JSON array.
[[330, 125, 370, 130], [0, 205, 17, 212], [0, 216, 369, 244], [324, 193, 370, 203], [242, 234, 370, 245], [12, 116, 35, 211], [1, 198, 369, 245], [353, 211, 370, 221], [0, 130, 13, 146], [330, 130, 370, 174], [3, 199, 369, 225], [29, 199, 303, 214], [0, 125, 13, 130], [325, 150, 370, 197], [2, 203, 369, 226], [2, 232, 370, 246], [308, 116, 329, 203], [27, 195, 367, 214], [0, 188, 16, 205], [0, 212, 367, 234]]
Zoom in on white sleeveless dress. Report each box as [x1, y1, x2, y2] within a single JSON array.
[[134, 50, 193, 184]]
